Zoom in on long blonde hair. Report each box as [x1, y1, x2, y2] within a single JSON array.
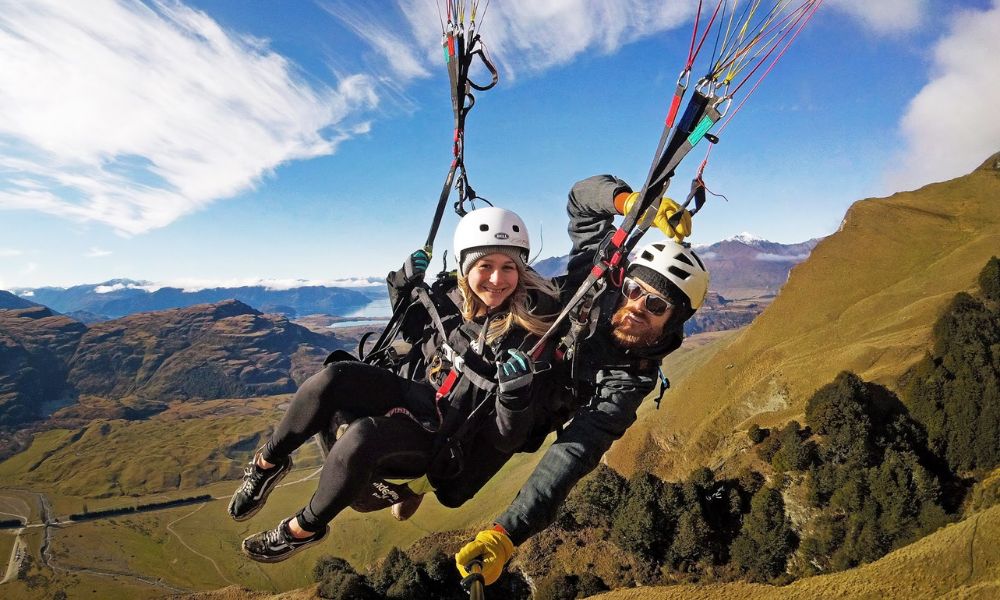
[[457, 261, 561, 346]]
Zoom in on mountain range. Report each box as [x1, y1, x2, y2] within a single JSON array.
[[533, 234, 820, 298], [5, 236, 814, 327], [10, 279, 382, 322]]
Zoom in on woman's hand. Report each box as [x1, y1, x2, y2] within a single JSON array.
[[497, 349, 533, 394], [403, 248, 431, 284]]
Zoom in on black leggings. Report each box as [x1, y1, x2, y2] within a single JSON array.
[[261, 361, 438, 532]]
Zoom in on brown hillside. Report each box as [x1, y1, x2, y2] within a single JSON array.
[[591, 503, 1000, 600], [67, 300, 345, 405], [609, 153, 1000, 479]]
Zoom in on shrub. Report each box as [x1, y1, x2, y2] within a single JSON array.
[[748, 424, 768, 444], [534, 573, 578, 600], [979, 256, 1000, 302]]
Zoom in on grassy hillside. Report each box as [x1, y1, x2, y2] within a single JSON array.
[[591, 503, 1000, 600], [610, 156, 1000, 479]]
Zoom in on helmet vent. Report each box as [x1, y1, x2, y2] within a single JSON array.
[[479, 224, 489, 231], [652, 243, 666, 251], [512, 225, 520, 232], [668, 266, 691, 280], [641, 250, 655, 261], [692, 253, 706, 270], [675, 253, 694, 266]]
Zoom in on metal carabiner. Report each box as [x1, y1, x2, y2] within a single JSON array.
[[676, 68, 691, 90], [714, 94, 733, 117]]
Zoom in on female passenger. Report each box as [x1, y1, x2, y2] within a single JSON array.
[[228, 207, 559, 563]]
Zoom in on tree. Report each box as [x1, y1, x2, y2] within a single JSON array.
[[369, 547, 427, 600], [611, 472, 668, 561], [730, 487, 796, 582], [563, 464, 628, 529], [979, 256, 1000, 302], [668, 509, 712, 568], [770, 421, 817, 473], [318, 572, 376, 600]]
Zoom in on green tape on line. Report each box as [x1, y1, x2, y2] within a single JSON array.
[[687, 115, 715, 145]]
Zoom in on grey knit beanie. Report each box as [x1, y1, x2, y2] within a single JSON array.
[[460, 246, 527, 276]]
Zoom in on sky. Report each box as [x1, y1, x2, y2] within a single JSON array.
[[1, 0, 998, 291]]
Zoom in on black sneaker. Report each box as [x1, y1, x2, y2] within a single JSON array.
[[241, 517, 327, 563], [228, 453, 292, 522]]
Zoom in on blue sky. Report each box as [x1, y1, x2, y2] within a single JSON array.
[[1, 0, 998, 290]]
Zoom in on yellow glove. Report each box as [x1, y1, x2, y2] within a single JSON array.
[[455, 527, 514, 585], [621, 192, 692, 242]]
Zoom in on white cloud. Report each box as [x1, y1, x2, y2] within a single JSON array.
[[0, 0, 379, 235], [23, 262, 38, 274], [0, 249, 23, 258], [86, 247, 112, 258], [826, 0, 928, 34], [93, 276, 383, 294], [755, 252, 810, 262], [94, 283, 129, 294], [887, 1, 1000, 191]]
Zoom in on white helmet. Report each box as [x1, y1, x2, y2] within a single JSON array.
[[628, 240, 709, 310], [453, 207, 530, 275]]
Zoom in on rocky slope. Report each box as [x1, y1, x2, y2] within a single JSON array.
[[0, 306, 86, 426], [0, 300, 347, 428]]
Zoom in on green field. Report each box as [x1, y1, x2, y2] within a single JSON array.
[[0, 404, 552, 598]]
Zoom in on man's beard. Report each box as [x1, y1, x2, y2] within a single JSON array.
[[611, 304, 664, 349]]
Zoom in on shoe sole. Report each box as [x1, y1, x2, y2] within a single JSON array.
[[241, 528, 327, 564], [229, 460, 292, 522]]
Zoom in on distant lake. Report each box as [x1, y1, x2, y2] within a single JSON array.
[[328, 319, 389, 329], [342, 296, 392, 318]]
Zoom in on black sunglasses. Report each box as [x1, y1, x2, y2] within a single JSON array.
[[621, 277, 674, 316]]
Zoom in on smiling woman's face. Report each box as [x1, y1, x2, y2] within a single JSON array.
[[466, 253, 519, 311]]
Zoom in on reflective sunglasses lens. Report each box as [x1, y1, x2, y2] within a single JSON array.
[[622, 279, 644, 300], [644, 295, 671, 316]]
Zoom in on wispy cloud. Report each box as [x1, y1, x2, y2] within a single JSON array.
[[826, 0, 928, 34], [887, 1, 1000, 191], [86, 248, 112, 258], [0, 0, 379, 235], [320, 1, 429, 83], [396, 0, 698, 79], [0, 249, 23, 258]]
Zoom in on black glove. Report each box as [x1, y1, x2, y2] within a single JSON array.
[[497, 349, 533, 395], [403, 249, 430, 283]]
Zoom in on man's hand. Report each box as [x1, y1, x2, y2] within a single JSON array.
[[621, 192, 692, 242], [403, 249, 431, 283], [455, 527, 514, 586], [497, 349, 533, 394]]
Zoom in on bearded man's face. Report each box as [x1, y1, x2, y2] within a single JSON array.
[[610, 278, 673, 349]]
